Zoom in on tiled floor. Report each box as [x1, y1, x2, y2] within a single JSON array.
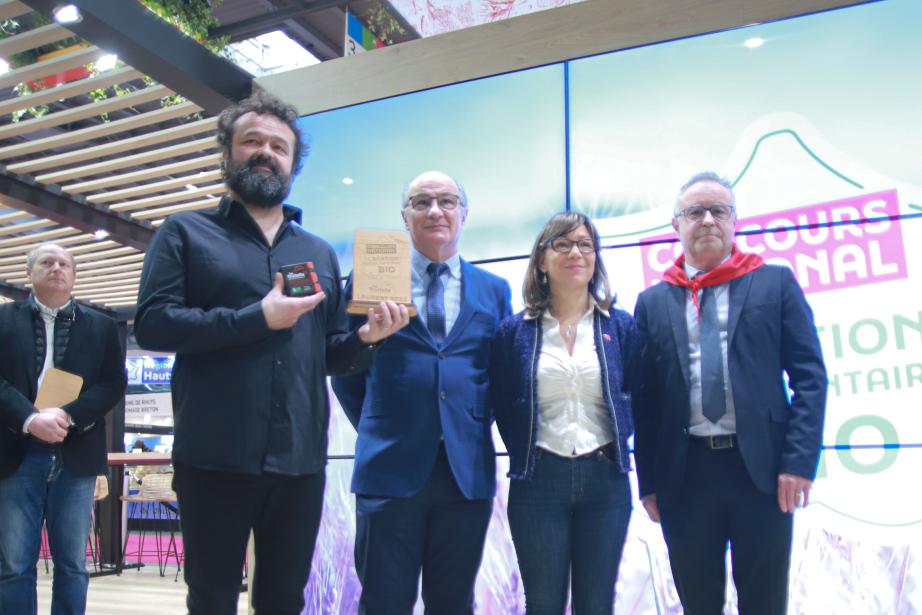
[[36, 563, 249, 614]]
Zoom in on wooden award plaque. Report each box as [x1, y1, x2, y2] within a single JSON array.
[[347, 229, 417, 316]]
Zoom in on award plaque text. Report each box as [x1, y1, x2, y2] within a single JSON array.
[[347, 230, 417, 316]]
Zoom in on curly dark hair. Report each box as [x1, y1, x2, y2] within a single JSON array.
[[216, 88, 309, 176]]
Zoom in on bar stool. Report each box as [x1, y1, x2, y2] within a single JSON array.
[[38, 523, 51, 573], [86, 474, 109, 573], [120, 472, 182, 577]]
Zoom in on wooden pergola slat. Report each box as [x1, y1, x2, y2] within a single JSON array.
[[0, 228, 85, 249], [88, 168, 221, 204], [0, 22, 74, 56], [0, 84, 172, 140], [0, 45, 106, 89], [0, 210, 32, 223], [0, 218, 55, 236], [131, 196, 222, 220], [7, 115, 215, 173], [73, 277, 140, 291], [40, 135, 214, 184], [0, 101, 202, 159], [110, 183, 225, 212], [0, 1, 31, 21], [0, 66, 144, 118], [62, 153, 221, 193]]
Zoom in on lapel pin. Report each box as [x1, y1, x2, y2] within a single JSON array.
[[603, 333, 611, 342]]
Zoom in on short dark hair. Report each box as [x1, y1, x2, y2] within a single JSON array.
[[523, 212, 613, 318], [216, 88, 309, 176]]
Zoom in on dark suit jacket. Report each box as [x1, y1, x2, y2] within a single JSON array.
[[0, 299, 126, 478], [633, 265, 826, 512], [332, 260, 512, 500]]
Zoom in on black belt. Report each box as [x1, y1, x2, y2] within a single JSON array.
[[689, 434, 737, 450]]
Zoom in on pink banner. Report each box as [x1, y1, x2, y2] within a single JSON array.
[[640, 189, 907, 294]]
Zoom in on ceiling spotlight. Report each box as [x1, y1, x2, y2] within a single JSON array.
[[0, 59, 9, 75], [53, 4, 82, 24], [342, 177, 354, 185], [185, 184, 197, 191], [743, 37, 765, 49], [93, 229, 110, 240], [95, 54, 118, 71]]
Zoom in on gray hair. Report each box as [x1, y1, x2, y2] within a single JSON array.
[[401, 172, 468, 210], [675, 171, 735, 215], [26, 244, 76, 271]]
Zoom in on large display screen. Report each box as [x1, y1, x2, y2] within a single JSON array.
[[283, 1, 920, 612]]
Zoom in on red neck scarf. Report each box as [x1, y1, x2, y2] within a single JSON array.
[[662, 246, 764, 315]]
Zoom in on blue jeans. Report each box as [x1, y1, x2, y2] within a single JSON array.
[[507, 446, 632, 615], [0, 443, 96, 615]]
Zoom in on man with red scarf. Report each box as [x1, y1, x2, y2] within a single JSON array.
[[633, 172, 827, 615]]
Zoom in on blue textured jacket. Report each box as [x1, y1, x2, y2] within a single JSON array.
[[490, 306, 640, 480]]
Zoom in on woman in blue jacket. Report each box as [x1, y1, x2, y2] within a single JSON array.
[[491, 212, 639, 614]]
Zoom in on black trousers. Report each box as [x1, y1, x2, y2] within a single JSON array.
[[173, 463, 325, 615], [659, 442, 793, 615]]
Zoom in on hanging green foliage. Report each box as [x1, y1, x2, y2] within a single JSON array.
[[139, 0, 230, 57]]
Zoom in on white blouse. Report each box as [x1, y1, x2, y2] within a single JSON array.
[[534, 306, 614, 457]]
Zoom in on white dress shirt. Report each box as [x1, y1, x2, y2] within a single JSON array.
[[684, 261, 737, 436], [534, 305, 614, 456]]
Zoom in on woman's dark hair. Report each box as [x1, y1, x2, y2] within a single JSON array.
[[216, 88, 309, 176], [523, 211, 613, 318]]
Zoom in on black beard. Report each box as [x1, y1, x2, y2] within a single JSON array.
[[224, 155, 291, 208]]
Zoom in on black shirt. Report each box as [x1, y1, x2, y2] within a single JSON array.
[[134, 197, 373, 476]]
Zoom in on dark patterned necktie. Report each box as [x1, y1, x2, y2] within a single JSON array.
[[426, 262, 449, 344], [699, 286, 727, 423]]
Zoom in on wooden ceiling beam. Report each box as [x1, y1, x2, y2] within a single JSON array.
[[0, 167, 154, 249], [22, 0, 253, 114]]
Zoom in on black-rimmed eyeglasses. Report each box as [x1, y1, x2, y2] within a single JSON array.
[[675, 204, 735, 222], [547, 238, 595, 254]]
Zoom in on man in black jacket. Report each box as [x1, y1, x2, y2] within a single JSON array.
[[0, 243, 126, 614], [134, 90, 409, 615]]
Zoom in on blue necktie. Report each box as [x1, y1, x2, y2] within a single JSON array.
[[426, 262, 449, 344], [699, 286, 727, 423]]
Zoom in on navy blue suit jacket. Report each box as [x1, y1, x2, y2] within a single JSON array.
[[332, 259, 512, 500], [633, 265, 827, 512]]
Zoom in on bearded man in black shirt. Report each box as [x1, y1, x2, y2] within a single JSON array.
[[135, 89, 409, 615]]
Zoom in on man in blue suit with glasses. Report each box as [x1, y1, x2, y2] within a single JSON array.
[[333, 170, 512, 615]]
